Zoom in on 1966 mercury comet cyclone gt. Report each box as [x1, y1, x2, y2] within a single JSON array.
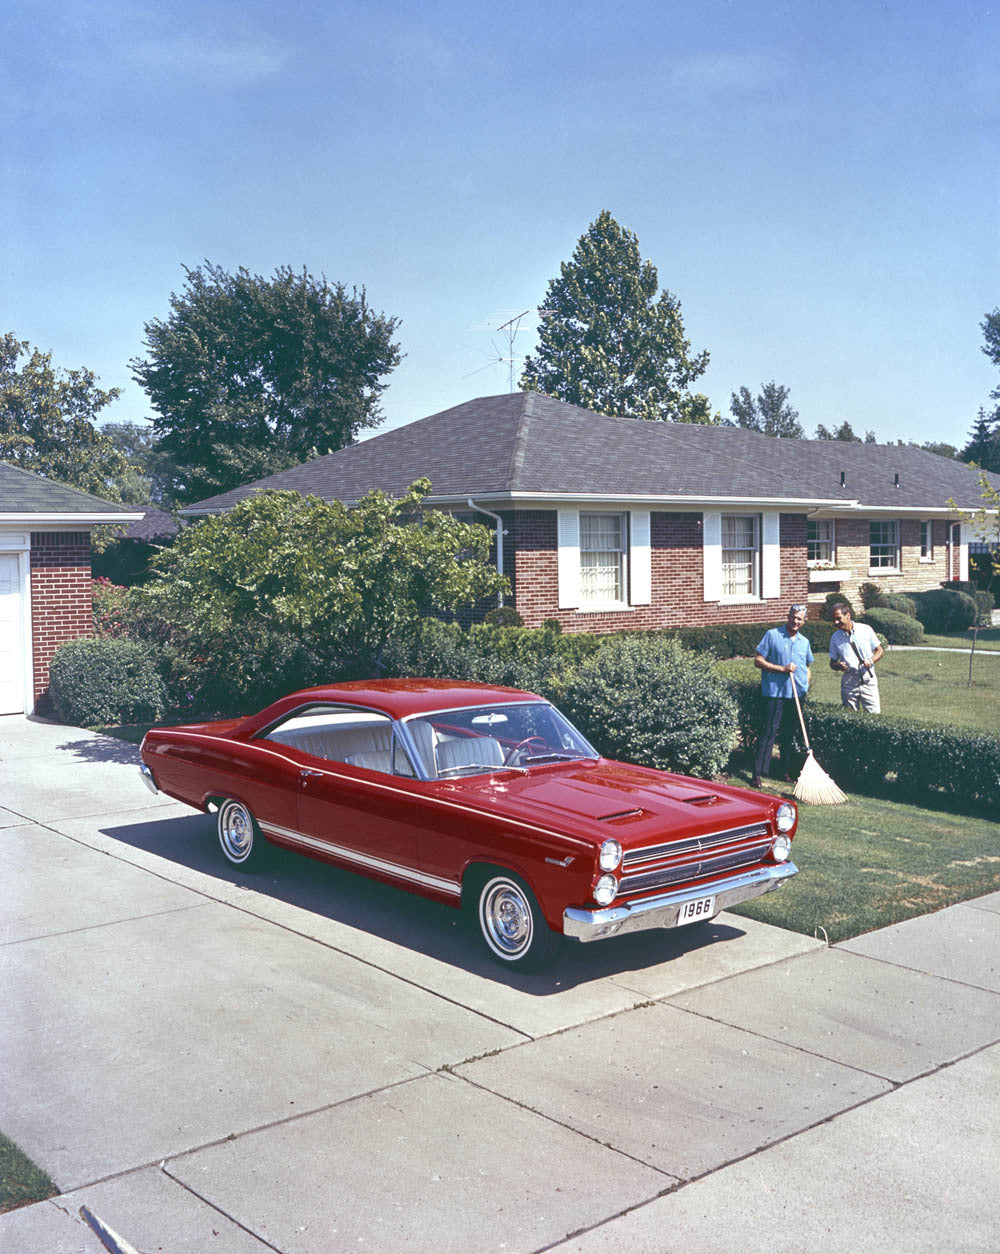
[[140, 679, 798, 967]]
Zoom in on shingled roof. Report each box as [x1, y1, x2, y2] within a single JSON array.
[[0, 461, 143, 522], [181, 392, 1000, 516]]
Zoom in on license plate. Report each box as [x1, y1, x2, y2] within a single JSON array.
[[677, 895, 716, 926]]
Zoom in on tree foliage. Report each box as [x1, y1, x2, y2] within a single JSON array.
[[131, 262, 402, 504], [961, 310, 1000, 472], [815, 420, 876, 443], [139, 479, 507, 678], [519, 211, 714, 423], [729, 381, 803, 437], [0, 333, 131, 498]]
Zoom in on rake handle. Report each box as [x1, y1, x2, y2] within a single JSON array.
[[789, 676, 811, 753]]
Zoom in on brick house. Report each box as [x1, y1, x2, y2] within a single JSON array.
[[0, 462, 141, 714], [181, 392, 999, 632]]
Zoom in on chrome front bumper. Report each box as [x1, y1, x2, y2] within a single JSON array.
[[563, 861, 799, 943]]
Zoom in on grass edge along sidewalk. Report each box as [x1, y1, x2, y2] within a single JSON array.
[[0, 1132, 57, 1214]]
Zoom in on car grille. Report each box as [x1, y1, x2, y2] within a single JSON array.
[[619, 822, 773, 896]]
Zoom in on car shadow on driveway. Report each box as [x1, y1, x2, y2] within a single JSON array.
[[99, 811, 764, 994]]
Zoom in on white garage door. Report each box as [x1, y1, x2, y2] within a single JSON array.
[[0, 553, 26, 714]]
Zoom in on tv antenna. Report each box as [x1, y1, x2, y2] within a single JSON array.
[[464, 309, 532, 391]]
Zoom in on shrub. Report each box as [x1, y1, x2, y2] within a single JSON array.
[[860, 607, 925, 645], [561, 635, 739, 777], [820, 592, 854, 621], [879, 593, 918, 617], [483, 605, 524, 627], [908, 588, 978, 633], [91, 577, 130, 637], [726, 675, 1000, 811], [541, 618, 563, 633], [858, 582, 883, 610], [49, 637, 167, 727]]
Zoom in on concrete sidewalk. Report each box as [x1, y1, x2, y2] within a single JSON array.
[[1, 714, 998, 1253]]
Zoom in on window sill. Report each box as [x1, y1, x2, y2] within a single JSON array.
[[869, 569, 901, 577], [575, 603, 634, 615], [919, 557, 934, 564], [719, 596, 762, 605]]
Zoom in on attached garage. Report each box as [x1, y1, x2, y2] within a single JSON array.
[[0, 463, 141, 715]]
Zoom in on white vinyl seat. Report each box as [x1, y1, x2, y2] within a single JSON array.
[[436, 735, 505, 774]]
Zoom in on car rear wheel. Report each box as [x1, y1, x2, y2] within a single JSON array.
[[217, 799, 267, 869], [474, 870, 558, 969]]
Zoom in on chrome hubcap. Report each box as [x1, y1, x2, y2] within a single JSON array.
[[482, 880, 532, 956], [221, 804, 252, 859]]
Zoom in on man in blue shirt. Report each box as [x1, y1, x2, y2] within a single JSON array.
[[751, 603, 813, 787]]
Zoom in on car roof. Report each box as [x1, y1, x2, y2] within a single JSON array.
[[244, 678, 546, 729]]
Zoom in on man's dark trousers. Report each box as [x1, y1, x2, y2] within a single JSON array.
[[754, 694, 804, 779]]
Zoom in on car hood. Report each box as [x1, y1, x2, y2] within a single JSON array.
[[455, 759, 776, 847]]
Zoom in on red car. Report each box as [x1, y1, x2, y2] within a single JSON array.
[[139, 679, 798, 968]]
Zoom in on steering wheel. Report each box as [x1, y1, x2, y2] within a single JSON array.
[[504, 736, 547, 766]]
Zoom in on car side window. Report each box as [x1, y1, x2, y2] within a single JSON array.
[[262, 707, 415, 777]]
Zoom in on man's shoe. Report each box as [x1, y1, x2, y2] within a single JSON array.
[[750, 776, 762, 788]]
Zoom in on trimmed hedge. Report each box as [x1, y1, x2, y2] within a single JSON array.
[[860, 607, 925, 645], [562, 634, 739, 777], [728, 675, 1000, 809], [49, 637, 167, 727], [908, 587, 978, 633]]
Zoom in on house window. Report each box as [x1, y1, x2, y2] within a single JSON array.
[[579, 513, 627, 604], [870, 521, 899, 571], [807, 520, 835, 565], [721, 514, 760, 597], [920, 521, 933, 560]]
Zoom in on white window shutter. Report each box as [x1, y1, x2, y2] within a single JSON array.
[[762, 511, 781, 599], [957, 522, 969, 581], [557, 510, 580, 609], [629, 510, 651, 604], [703, 512, 721, 601]]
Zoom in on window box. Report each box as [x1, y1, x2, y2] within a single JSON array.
[[808, 567, 851, 583]]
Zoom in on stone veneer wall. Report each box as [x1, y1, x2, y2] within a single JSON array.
[[30, 532, 93, 709], [806, 518, 952, 611]]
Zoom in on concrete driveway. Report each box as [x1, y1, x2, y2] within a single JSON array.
[[1, 714, 998, 1253]]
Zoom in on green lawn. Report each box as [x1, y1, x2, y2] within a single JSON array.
[[0, 1133, 56, 1214], [728, 783, 1000, 942], [920, 626, 1000, 651], [722, 646, 1000, 734]]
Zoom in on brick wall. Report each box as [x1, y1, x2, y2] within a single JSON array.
[[807, 518, 952, 610], [510, 510, 810, 632], [30, 532, 93, 708]]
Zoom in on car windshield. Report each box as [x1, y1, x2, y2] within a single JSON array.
[[405, 701, 599, 779]]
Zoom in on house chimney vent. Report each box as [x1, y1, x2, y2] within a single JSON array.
[[840, 471, 846, 487], [894, 472, 900, 487]]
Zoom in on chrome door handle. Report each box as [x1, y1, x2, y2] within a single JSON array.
[[299, 768, 323, 779]]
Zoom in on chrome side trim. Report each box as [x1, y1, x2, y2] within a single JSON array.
[[259, 821, 462, 897], [562, 862, 798, 943], [139, 764, 158, 795]]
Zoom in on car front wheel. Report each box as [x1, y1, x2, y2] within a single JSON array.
[[475, 871, 558, 968], [217, 798, 267, 869]]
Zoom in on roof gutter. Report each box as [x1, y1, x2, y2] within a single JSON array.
[[467, 498, 506, 607]]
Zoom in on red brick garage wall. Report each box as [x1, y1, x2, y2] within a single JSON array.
[[30, 532, 92, 708], [511, 510, 810, 632]]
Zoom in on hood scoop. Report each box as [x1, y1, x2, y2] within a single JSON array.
[[598, 808, 645, 822], [685, 793, 722, 806]]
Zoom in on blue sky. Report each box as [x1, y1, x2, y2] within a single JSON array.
[[3, 0, 997, 449]]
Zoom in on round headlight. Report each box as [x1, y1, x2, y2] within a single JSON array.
[[599, 838, 623, 871], [772, 834, 792, 863], [593, 874, 618, 906], [775, 802, 796, 833]]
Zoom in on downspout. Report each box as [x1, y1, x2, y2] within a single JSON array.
[[467, 499, 506, 606], [948, 521, 957, 581]]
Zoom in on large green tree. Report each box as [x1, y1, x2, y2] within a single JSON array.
[[519, 211, 715, 423], [0, 333, 131, 498], [140, 479, 507, 679], [961, 310, 1000, 472], [131, 262, 402, 504], [729, 381, 803, 437]]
